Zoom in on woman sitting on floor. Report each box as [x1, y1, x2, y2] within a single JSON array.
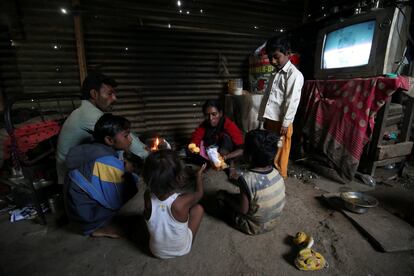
[[188, 99, 244, 168]]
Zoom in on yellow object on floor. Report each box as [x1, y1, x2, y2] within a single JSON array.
[[293, 231, 313, 247], [293, 232, 327, 271], [295, 248, 327, 271]]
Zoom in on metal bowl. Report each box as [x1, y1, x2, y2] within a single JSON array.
[[340, 192, 379, 214]]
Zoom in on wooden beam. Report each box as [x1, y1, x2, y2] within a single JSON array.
[[400, 97, 414, 141], [367, 98, 390, 157], [375, 156, 406, 167], [376, 142, 414, 160], [302, 0, 311, 23], [72, 0, 87, 84]]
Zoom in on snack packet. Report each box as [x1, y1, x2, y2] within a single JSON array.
[[206, 146, 228, 170]]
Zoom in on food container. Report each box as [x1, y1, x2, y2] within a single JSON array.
[[228, 79, 243, 95], [340, 192, 379, 214]]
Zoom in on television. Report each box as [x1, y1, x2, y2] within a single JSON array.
[[314, 6, 411, 79]]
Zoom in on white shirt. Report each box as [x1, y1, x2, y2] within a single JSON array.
[[147, 193, 193, 259], [258, 60, 304, 127]]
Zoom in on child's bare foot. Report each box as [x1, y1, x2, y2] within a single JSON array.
[[90, 224, 122, 239]]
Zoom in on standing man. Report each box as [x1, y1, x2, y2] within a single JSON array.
[[56, 72, 149, 184], [258, 36, 304, 179]]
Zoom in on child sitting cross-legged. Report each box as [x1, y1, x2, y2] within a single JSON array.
[[143, 149, 207, 259], [217, 129, 286, 235]]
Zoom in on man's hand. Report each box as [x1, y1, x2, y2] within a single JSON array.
[[280, 126, 288, 136]]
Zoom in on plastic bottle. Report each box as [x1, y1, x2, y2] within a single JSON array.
[[277, 137, 284, 148]]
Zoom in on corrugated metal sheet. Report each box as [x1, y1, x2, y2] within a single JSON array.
[[1, 0, 79, 96], [1, 0, 307, 144], [84, 25, 270, 141]]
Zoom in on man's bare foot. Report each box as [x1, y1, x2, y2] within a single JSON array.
[[90, 224, 122, 239]]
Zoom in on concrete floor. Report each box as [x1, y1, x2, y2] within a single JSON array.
[[1, 165, 414, 276]]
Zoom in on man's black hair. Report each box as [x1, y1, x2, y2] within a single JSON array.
[[81, 72, 118, 100], [265, 36, 291, 56], [244, 129, 279, 167], [202, 99, 223, 114], [93, 113, 130, 144]]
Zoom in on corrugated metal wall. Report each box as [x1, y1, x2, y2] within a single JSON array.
[[1, 0, 79, 95], [1, 0, 306, 144], [83, 24, 268, 142]]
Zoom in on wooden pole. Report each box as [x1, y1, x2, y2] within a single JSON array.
[[302, 0, 310, 23], [72, 0, 87, 84]]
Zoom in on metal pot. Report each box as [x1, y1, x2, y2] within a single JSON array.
[[340, 192, 379, 214]]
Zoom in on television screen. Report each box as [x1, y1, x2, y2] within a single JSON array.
[[323, 20, 375, 69]]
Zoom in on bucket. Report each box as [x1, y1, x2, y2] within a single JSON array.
[[228, 79, 243, 95]]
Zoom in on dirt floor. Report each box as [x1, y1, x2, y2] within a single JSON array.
[[0, 163, 414, 276]]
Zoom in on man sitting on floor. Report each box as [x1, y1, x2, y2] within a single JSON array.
[[56, 72, 149, 184]]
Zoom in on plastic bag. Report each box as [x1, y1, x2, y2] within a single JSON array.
[[206, 146, 228, 170]]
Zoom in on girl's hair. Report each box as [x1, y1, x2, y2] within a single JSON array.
[[93, 113, 131, 143], [244, 129, 279, 167], [143, 149, 184, 196], [123, 151, 143, 171], [202, 99, 223, 114]]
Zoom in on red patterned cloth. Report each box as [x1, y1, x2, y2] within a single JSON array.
[[299, 76, 409, 181], [3, 120, 61, 159]]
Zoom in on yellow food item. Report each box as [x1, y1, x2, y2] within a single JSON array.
[[188, 143, 200, 154], [212, 155, 228, 170], [295, 248, 327, 271], [293, 232, 327, 271], [294, 232, 312, 246]]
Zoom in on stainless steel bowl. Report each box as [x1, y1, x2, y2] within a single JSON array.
[[340, 192, 379, 214]]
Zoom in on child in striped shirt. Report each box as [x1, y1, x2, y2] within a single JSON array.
[[217, 129, 286, 235]]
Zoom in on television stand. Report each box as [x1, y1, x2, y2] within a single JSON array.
[[359, 80, 414, 177], [298, 76, 411, 182]]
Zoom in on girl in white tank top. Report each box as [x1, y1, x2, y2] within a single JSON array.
[[143, 150, 207, 259], [147, 193, 192, 258]]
